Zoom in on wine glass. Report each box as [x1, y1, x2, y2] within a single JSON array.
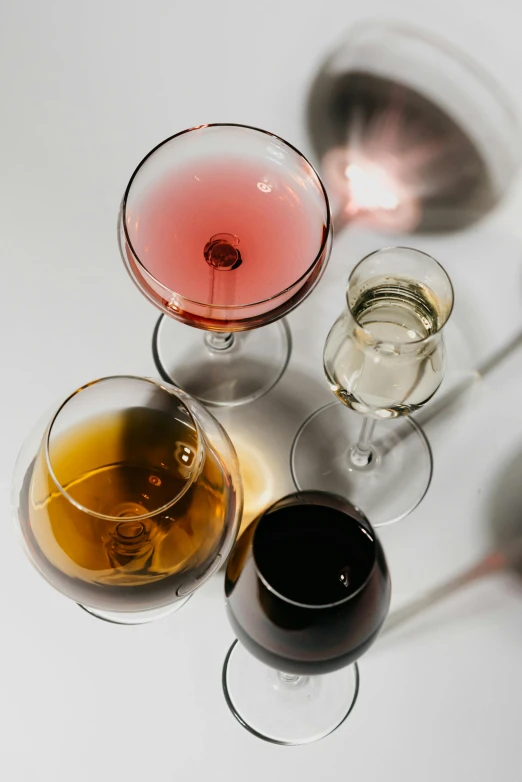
[[119, 124, 332, 407], [222, 491, 391, 745], [291, 247, 454, 527], [12, 375, 243, 624], [307, 20, 521, 234]]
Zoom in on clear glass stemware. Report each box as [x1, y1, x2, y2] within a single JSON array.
[[12, 375, 243, 624], [291, 247, 454, 526], [222, 491, 391, 744], [119, 124, 332, 407]]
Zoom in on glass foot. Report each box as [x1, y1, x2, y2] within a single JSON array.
[[153, 315, 291, 407], [222, 640, 359, 745], [78, 594, 191, 625], [291, 401, 433, 527]]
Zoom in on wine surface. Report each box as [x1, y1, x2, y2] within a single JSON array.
[[254, 502, 375, 605], [225, 494, 390, 674], [324, 276, 446, 417], [125, 156, 326, 313], [21, 407, 232, 610]]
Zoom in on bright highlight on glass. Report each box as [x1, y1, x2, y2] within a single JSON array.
[[308, 21, 521, 234]]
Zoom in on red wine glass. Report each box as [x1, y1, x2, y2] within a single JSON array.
[[222, 491, 391, 745], [119, 124, 332, 407]]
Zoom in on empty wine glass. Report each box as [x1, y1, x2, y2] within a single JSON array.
[[307, 20, 521, 234], [222, 491, 391, 745], [291, 247, 454, 526], [12, 375, 243, 624], [119, 124, 332, 407]]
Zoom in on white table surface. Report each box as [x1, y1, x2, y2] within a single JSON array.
[[2, 2, 522, 780]]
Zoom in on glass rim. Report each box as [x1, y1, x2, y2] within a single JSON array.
[[44, 375, 204, 521], [342, 18, 522, 141], [252, 492, 378, 610], [120, 123, 332, 311], [346, 245, 455, 344]]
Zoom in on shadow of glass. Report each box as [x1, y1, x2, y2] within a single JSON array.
[[377, 446, 522, 644], [212, 367, 332, 536], [305, 23, 520, 235], [486, 448, 522, 582]]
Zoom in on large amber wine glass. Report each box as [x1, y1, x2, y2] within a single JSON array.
[[12, 376, 243, 624]]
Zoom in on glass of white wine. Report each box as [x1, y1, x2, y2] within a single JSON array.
[[290, 247, 454, 526]]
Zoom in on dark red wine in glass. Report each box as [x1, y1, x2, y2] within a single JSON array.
[[222, 491, 391, 745], [119, 124, 332, 407]]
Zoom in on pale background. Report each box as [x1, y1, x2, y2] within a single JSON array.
[[1, 1, 522, 780]]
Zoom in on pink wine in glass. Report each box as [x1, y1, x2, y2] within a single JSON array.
[[119, 124, 332, 407], [123, 156, 329, 330]]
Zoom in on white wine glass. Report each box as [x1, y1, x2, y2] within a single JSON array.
[[291, 247, 454, 526]]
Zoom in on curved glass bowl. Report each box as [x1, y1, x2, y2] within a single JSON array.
[[117, 124, 332, 407], [12, 376, 243, 624], [222, 491, 391, 744], [119, 124, 332, 332], [291, 246, 453, 526]]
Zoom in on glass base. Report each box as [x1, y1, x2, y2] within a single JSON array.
[[78, 595, 191, 625], [152, 315, 291, 407], [222, 640, 359, 745], [290, 401, 433, 527]]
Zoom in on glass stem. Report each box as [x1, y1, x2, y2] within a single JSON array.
[[205, 331, 235, 352], [350, 416, 376, 468], [278, 671, 309, 688]]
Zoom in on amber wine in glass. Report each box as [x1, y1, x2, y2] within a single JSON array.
[[13, 376, 243, 623]]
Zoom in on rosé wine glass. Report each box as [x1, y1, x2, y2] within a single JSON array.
[[119, 124, 332, 407]]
